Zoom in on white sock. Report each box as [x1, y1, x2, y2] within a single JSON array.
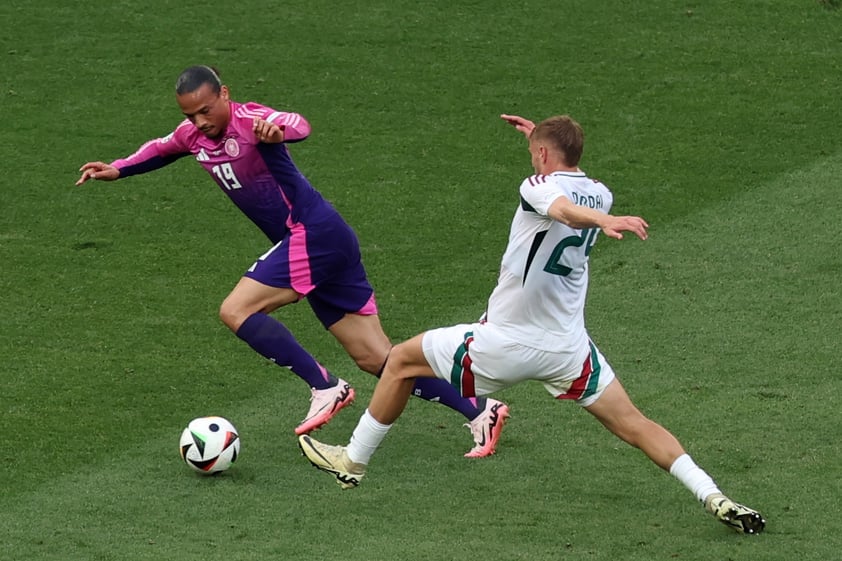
[[669, 453, 721, 503], [346, 409, 392, 465]]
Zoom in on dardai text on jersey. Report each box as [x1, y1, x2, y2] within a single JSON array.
[[571, 192, 604, 210]]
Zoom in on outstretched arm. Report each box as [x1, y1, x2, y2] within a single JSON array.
[[549, 196, 649, 241], [501, 114, 536, 138], [75, 134, 189, 186]]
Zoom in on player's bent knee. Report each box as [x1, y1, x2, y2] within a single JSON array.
[[383, 340, 428, 380], [219, 300, 248, 332], [386, 343, 411, 369]]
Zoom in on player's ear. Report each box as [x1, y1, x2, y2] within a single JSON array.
[[220, 85, 230, 101]]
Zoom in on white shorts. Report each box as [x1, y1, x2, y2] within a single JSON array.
[[421, 322, 616, 407]]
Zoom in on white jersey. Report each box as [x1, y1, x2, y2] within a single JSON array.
[[485, 171, 613, 351]]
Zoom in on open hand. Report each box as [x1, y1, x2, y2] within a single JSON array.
[[76, 162, 119, 185], [501, 114, 536, 137], [602, 216, 649, 241]]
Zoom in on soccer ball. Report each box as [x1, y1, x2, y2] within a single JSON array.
[[179, 416, 240, 475]]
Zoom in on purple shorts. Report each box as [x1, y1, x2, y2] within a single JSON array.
[[244, 218, 378, 329]]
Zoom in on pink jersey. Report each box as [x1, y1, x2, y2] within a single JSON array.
[[111, 101, 312, 243]]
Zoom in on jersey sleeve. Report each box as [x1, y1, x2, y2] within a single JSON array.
[[110, 124, 192, 177], [518, 174, 567, 216], [243, 102, 311, 143], [267, 110, 311, 143]]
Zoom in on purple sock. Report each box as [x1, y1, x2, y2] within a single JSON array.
[[411, 378, 487, 421], [235, 313, 335, 390]]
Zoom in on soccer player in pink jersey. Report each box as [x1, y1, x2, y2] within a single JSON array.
[[300, 114, 765, 535], [76, 65, 508, 456]]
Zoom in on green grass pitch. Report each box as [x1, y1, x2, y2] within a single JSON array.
[[1, 1, 841, 559]]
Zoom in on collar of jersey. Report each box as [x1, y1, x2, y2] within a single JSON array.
[[550, 170, 586, 177]]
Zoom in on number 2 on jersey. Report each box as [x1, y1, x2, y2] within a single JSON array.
[[211, 163, 243, 190], [543, 228, 598, 276]]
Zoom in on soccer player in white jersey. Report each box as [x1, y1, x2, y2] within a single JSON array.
[[300, 114, 766, 535], [75, 66, 508, 457]]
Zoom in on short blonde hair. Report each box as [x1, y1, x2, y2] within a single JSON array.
[[530, 115, 584, 167]]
